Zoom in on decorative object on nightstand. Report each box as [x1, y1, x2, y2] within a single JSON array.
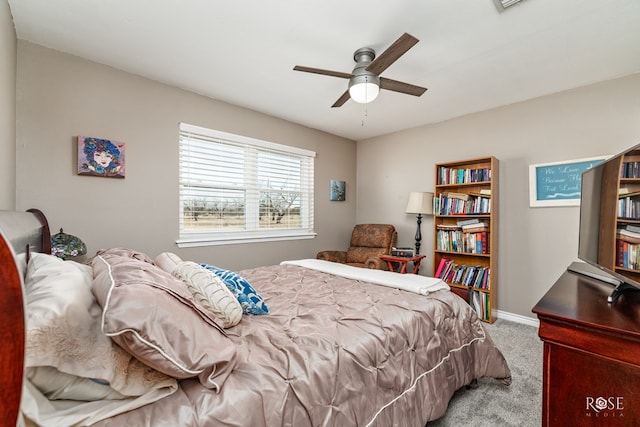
[[391, 247, 415, 257], [405, 191, 434, 255], [51, 228, 87, 260]]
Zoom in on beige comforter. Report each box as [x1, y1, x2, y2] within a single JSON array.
[[94, 262, 511, 426]]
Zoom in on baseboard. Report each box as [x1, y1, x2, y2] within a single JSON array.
[[496, 310, 540, 328]]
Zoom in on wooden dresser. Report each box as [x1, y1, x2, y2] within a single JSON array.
[[532, 270, 640, 426]]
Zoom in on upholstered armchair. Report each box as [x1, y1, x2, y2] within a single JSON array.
[[316, 224, 397, 270]]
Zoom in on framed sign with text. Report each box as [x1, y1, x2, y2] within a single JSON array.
[[529, 156, 608, 207]]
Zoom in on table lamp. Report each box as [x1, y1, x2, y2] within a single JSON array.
[[51, 228, 87, 260], [405, 192, 434, 255]]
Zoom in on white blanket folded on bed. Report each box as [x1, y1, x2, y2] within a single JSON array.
[[281, 259, 450, 295]]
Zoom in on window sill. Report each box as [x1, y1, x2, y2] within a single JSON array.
[[176, 230, 317, 248]]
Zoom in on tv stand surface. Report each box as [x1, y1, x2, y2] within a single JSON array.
[[565, 261, 638, 303], [532, 270, 640, 426], [566, 261, 620, 286], [608, 282, 640, 303]]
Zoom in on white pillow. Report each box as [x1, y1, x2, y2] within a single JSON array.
[[26, 366, 125, 401], [24, 253, 177, 399], [172, 261, 243, 328], [154, 251, 183, 274]]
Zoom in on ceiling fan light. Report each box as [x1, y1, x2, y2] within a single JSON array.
[[348, 75, 380, 104]]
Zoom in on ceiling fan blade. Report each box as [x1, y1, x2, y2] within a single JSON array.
[[366, 33, 419, 75], [331, 90, 351, 108], [380, 77, 427, 97], [293, 65, 352, 79]]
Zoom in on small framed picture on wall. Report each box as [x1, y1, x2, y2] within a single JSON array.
[[330, 180, 345, 201], [77, 136, 126, 178]]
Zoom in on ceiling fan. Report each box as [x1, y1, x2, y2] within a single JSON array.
[[293, 33, 427, 108]]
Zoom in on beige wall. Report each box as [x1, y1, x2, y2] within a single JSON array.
[[357, 73, 640, 320], [15, 42, 356, 270], [14, 36, 640, 320], [0, 0, 16, 210]]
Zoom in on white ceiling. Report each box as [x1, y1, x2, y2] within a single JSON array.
[[8, 0, 640, 141]]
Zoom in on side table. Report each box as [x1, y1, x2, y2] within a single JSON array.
[[380, 254, 426, 274]]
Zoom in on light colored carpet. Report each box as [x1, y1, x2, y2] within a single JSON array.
[[426, 319, 543, 427]]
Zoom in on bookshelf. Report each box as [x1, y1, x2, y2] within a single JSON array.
[[609, 149, 640, 283], [433, 156, 499, 323]]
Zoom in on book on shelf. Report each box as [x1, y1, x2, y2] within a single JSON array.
[[617, 239, 625, 267], [617, 228, 640, 244], [436, 229, 489, 254], [435, 193, 491, 215], [462, 225, 488, 234], [469, 189, 492, 198], [469, 290, 490, 321], [471, 291, 480, 315], [618, 195, 640, 219], [445, 192, 470, 201], [625, 224, 640, 234], [622, 161, 640, 179], [617, 238, 640, 269], [461, 221, 488, 230], [476, 232, 489, 254], [434, 257, 450, 278], [438, 166, 492, 185], [456, 218, 480, 227], [436, 224, 462, 231], [436, 259, 456, 281], [619, 191, 640, 198], [435, 259, 490, 290], [485, 292, 490, 320]]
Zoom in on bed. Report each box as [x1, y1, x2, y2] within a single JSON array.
[[0, 209, 511, 427]]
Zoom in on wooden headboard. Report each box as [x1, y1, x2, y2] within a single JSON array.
[[0, 209, 50, 426]]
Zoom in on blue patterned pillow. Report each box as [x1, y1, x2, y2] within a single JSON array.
[[200, 264, 269, 315]]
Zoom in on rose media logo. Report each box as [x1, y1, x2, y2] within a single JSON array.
[[585, 396, 624, 418]]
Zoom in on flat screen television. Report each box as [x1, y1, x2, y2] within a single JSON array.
[[575, 142, 640, 303]]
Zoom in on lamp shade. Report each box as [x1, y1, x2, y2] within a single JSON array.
[[405, 192, 434, 215], [348, 74, 380, 104], [349, 82, 379, 104], [51, 228, 87, 260]]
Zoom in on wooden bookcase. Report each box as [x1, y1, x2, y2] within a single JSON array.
[[432, 156, 499, 323], [599, 148, 640, 283]]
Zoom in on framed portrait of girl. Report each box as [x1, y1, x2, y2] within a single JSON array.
[[77, 136, 125, 178]]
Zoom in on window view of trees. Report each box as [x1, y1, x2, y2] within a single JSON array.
[[259, 191, 301, 226], [182, 191, 302, 230], [179, 128, 313, 237]]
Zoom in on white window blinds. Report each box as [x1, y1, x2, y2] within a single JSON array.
[[178, 123, 315, 247]]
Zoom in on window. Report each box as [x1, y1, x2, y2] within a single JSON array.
[[177, 123, 316, 247]]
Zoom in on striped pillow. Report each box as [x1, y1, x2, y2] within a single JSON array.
[[172, 261, 242, 328]]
